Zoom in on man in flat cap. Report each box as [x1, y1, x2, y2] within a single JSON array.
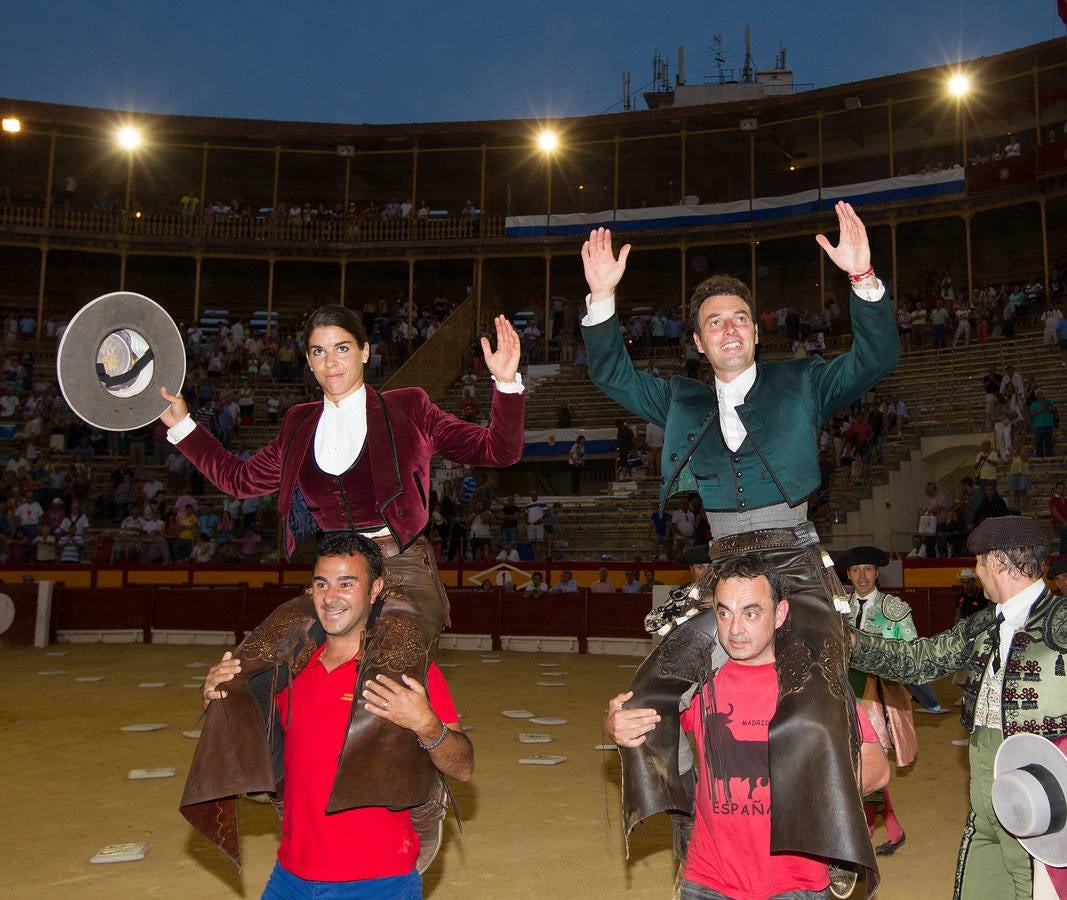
[[850, 516, 1067, 899]]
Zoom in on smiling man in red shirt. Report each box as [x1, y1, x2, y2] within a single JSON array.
[[203, 531, 471, 898]]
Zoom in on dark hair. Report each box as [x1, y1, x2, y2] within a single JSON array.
[[687, 274, 754, 338], [301, 305, 370, 352], [988, 545, 1047, 580], [698, 552, 785, 605], [316, 530, 384, 580]]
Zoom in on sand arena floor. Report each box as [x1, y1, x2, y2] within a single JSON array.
[[3, 642, 971, 899]]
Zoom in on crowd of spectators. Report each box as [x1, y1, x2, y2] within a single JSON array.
[[891, 268, 1064, 351]]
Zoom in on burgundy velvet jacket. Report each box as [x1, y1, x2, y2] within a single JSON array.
[[175, 384, 525, 556]]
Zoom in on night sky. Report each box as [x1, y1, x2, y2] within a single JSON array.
[[3, 1, 1063, 125]]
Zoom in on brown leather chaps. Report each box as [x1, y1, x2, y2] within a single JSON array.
[[620, 523, 879, 897], [179, 536, 449, 869]]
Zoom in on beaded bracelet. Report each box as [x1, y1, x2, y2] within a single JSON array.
[[848, 266, 876, 283], [417, 721, 450, 752]]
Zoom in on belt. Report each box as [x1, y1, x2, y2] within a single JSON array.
[[708, 522, 820, 559]]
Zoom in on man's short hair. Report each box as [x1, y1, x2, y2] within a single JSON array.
[[699, 552, 785, 605], [988, 546, 1048, 581], [687, 274, 755, 338], [316, 530, 384, 581]]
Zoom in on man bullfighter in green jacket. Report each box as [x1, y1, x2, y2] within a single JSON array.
[[586, 202, 899, 895]]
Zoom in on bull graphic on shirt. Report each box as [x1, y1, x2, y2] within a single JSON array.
[[704, 703, 769, 800]]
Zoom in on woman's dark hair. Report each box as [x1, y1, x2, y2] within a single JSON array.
[[301, 305, 370, 351], [687, 274, 754, 338]]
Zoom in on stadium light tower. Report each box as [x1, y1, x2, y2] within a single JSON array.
[[947, 71, 972, 167], [536, 128, 560, 360], [116, 125, 143, 220]]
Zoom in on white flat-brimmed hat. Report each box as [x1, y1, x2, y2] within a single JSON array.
[[57, 292, 185, 432], [992, 732, 1067, 866]]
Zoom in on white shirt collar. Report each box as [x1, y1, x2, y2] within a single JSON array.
[[322, 384, 366, 413], [998, 578, 1046, 626], [714, 363, 757, 403], [856, 590, 880, 603]]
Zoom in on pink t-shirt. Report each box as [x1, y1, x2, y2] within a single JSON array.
[[680, 659, 877, 900]]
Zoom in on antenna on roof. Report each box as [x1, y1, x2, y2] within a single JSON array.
[[741, 26, 755, 83], [712, 34, 725, 83]]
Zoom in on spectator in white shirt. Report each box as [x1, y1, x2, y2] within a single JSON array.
[[59, 501, 90, 538], [550, 569, 578, 593], [522, 572, 549, 596], [15, 494, 43, 537], [670, 497, 699, 558], [495, 543, 520, 562]]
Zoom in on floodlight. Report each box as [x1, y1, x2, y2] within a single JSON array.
[[947, 73, 971, 98], [2, 118, 20, 134], [538, 131, 559, 153], [117, 126, 142, 150]]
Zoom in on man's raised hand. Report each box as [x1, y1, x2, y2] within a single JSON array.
[[815, 202, 872, 277], [582, 227, 631, 303], [480, 314, 521, 384]]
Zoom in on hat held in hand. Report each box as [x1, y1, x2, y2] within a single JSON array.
[[57, 292, 186, 432], [992, 732, 1067, 866]]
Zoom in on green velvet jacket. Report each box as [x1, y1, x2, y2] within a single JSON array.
[[583, 289, 898, 512], [851, 591, 1067, 738]]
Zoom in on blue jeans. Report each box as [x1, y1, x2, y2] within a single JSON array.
[[680, 879, 829, 900], [262, 862, 421, 899]]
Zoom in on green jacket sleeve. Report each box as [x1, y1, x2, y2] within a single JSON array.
[[808, 289, 899, 421], [850, 606, 996, 684], [582, 314, 673, 428]]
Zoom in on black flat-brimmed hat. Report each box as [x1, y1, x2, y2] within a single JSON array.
[[57, 292, 185, 432], [841, 546, 890, 568]]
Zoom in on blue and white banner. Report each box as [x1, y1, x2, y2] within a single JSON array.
[[505, 169, 965, 238], [523, 427, 617, 458]]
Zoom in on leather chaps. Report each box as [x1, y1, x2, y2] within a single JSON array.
[[620, 523, 879, 897], [179, 536, 450, 870]]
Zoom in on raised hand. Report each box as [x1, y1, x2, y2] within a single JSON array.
[[816, 201, 872, 277], [159, 386, 189, 428], [481, 314, 521, 384], [582, 227, 632, 303]]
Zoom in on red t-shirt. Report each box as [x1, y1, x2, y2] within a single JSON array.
[[274, 649, 458, 881], [680, 660, 877, 900], [1051, 493, 1067, 529]]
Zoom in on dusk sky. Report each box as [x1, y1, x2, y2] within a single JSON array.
[[2, 1, 1064, 125]]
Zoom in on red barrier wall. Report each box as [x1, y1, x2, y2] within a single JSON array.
[[43, 583, 962, 648]]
